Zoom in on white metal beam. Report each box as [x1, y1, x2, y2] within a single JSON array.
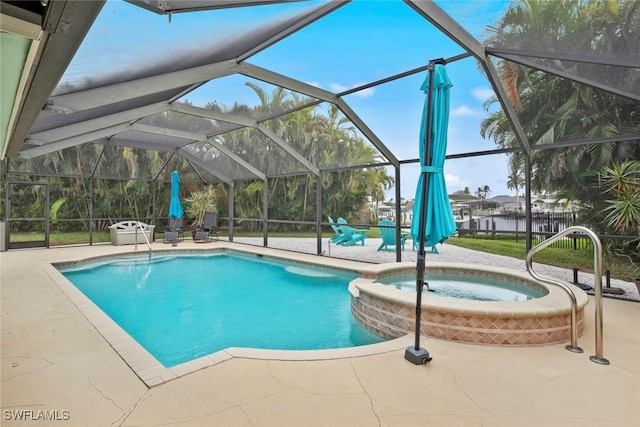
[[257, 124, 320, 176], [238, 62, 339, 103], [171, 103, 258, 127], [49, 60, 237, 112], [3, 0, 105, 158], [28, 103, 169, 143], [178, 148, 233, 185], [335, 99, 399, 167], [205, 138, 266, 180], [17, 123, 130, 159], [0, 13, 43, 39], [2, 31, 43, 159], [131, 123, 266, 180], [404, 0, 485, 61], [237, 1, 351, 62], [171, 102, 319, 176], [481, 59, 531, 156], [131, 123, 204, 140], [489, 51, 640, 102]]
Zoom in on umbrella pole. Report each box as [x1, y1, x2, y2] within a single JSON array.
[[405, 59, 444, 365]]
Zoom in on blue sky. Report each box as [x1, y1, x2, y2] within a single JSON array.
[[62, 0, 514, 200]]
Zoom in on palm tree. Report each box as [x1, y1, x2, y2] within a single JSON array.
[[481, 0, 640, 224], [198, 85, 394, 230], [475, 185, 491, 199], [16, 83, 394, 233], [506, 153, 525, 208], [367, 166, 394, 222]]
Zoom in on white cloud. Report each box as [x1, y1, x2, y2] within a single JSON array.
[[306, 81, 323, 89], [329, 82, 375, 98], [353, 87, 375, 98], [450, 105, 482, 117], [471, 87, 494, 101], [329, 83, 348, 92], [445, 174, 463, 188]]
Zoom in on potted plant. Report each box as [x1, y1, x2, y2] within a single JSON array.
[[185, 185, 219, 239]]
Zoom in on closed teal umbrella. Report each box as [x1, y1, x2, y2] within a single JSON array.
[[406, 60, 456, 365], [410, 63, 456, 248], [169, 171, 183, 219]]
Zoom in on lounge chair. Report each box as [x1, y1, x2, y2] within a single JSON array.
[[377, 219, 408, 252], [412, 238, 439, 254], [196, 212, 218, 241], [328, 216, 347, 243], [336, 217, 368, 246], [163, 216, 184, 243]]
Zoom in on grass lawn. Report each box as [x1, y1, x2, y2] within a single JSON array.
[[10, 230, 636, 281], [445, 237, 637, 282]]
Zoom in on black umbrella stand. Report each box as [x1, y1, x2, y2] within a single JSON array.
[[405, 58, 446, 365]]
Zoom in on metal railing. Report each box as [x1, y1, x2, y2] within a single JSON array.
[[456, 212, 636, 250], [525, 226, 609, 365], [134, 221, 153, 260]]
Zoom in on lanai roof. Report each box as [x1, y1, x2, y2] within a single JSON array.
[[2, 0, 638, 185]]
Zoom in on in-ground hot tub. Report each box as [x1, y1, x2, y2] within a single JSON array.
[[349, 262, 589, 346]]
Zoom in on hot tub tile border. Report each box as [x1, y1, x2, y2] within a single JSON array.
[[350, 262, 589, 347]]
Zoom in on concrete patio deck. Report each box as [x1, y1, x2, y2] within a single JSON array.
[[2, 241, 639, 426]]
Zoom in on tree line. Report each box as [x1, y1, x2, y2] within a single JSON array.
[[4, 84, 393, 233], [480, 0, 639, 261]]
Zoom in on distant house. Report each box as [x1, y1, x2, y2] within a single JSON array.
[[448, 194, 484, 218], [373, 201, 413, 225], [377, 204, 394, 219], [448, 194, 482, 204], [488, 195, 522, 212], [531, 196, 577, 213], [486, 194, 578, 213], [449, 194, 493, 211]]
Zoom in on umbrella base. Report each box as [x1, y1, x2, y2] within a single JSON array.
[[404, 346, 432, 365]]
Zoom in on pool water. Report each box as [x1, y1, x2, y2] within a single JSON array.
[[376, 273, 546, 301], [60, 253, 384, 367]]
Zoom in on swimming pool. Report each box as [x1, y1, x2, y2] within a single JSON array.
[[59, 253, 384, 367]]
